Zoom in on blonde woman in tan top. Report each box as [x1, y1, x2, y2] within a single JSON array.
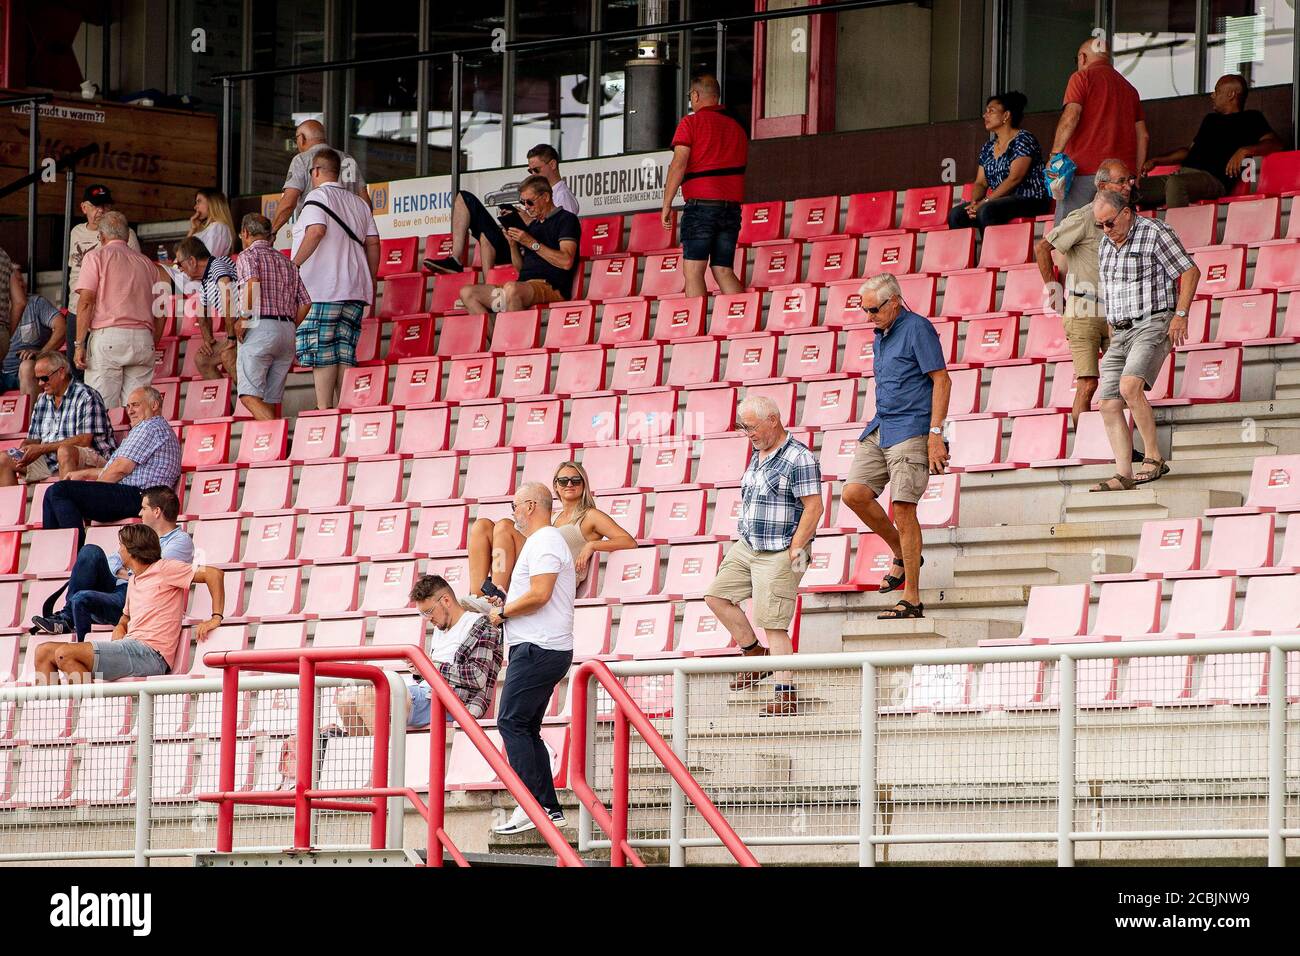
[[461, 460, 637, 612]]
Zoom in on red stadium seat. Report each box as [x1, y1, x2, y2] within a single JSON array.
[[181, 421, 230, 469], [977, 221, 1033, 269], [709, 292, 762, 336], [1193, 246, 1246, 296], [782, 329, 837, 378], [435, 314, 488, 357], [765, 283, 820, 331], [580, 215, 624, 257], [651, 295, 706, 340], [864, 233, 917, 275], [181, 378, 230, 422], [488, 308, 541, 353], [823, 281, 866, 327], [378, 273, 427, 318], [181, 468, 239, 519], [959, 314, 1019, 365], [236, 418, 288, 465], [1162, 204, 1217, 249], [1023, 313, 1069, 362], [596, 298, 651, 345], [750, 240, 802, 289], [1250, 240, 1300, 290], [1174, 347, 1241, 403], [1255, 150, 1300, 197], [790, 195, 840, 239], [639, 251, 685, 297], [739, 200, 785, 245], [627, 210, 676, 253], [848, 533, 897, 590], [1000, 263, 1051, 314], [800, 377, 857, 429], [423, 233, 454, 268], [587, 256, 637, 300], [461, 449, 516, 499], [1041, 408, 1128, 466], [610, 343, 663, 390], [445, 356, 496, 403], [554, 347, 608, 398], [845, 190, 898, 236], [338, 366, 388, 410], [919, 228, 975, 274], [390, 359, 442, 407], [817, 425, 862, 479], [0, 394, 31, 438], [805, 236, 858, 286], [838, 325, 878, 377], [429, 272, 476, 313], [1207, 290, 1277, 345], [378, 237, 419, 278], [939, 269, 996, 317], [901, 185, 952, 231], [452, 401, 507, 452], [985, 363, 1045, 416], [681, 385, 736, 437]]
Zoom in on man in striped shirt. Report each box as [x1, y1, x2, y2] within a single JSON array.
[[174, 236, 237, 387], [43, 385, 182, 547]]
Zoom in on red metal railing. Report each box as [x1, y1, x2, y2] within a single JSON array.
[[569, 660, 760, 867], [196, 646, 583, 867]]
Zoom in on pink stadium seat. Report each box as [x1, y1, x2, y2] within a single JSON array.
[[596, 546, 660, 602], [1193, 246, 1245, 296], [650, 295, 705, 340], [1251, 240, 1300, 290], [673, 600, 737, 656], [359, 560, 417, 613], [378, 273, 427, 318], [543, 301, 595, 348], [587, 256, 637, 300], [647, 489, 708, 542], [597, 298, 651, 345], [595, 492, 646, 540], [1080, 580, 1162, 641], [864, 233, 917, 275], [823, 280, 865, 327], [293, 461, 348, 511], [742, 381, 796, 425], [985, 363, 1045, 416], [723, 335, 777, 382], [800, 534, 851, 588], [462, 450, 516, 499], [390, 358, 443, 408], [187, 572, 246, 626], [669, 340, 723, 389], [566, 394, 618, 444], [939, 270, 996, 318], [570, 605, 615, 662], [1208, 455, 1300, 517], [243, 565, 302, 619], [509, 398, 563, 447], [521, 447, 574, 487], [239, 463, 293, 514], [1023, 313, 1070, 363], [896, 273, 938, 316], [804, 237, 858, 286], [234, 418, 288, 467], [1223, 574, 1300, 634], [1154, 576, 1236, 637], [847, 533, 897, 590], [817, 426, 862, 480], [1000, 263, 1050, 313], [782, 329, 837, 378], [1093, 518, 1202, 582], [695, 435, 751, 488], [178, 468, 237, 520], [624, 210, 674, 254], [405, 454, 460, 505], [153, 338, 179, 380], [739, 200, 784, 245], [499, 351, 551, 399], [1163, 204, 1217, 249], [488, 308, 541, 353], [947, 416, 1001, 470], [344, 410, 396, 458], [300, 563, 361, 618], [839, 326, 876, 377], [0, 393, 30, 438], [682, 385, 736, 438], [1164, 513, 1273, 579], [750, 240, 802, 289], [790, 195, 840, 239], [452, 402, 507, 452], [429, 272, 476, 312], [764, 283, 819, 331], [901, 185, 952, 231], [634, 439, 692, 487], [12, 745, 76, 807], [610, 343, 663, 390], [398, 406, 451, 456], [656, 542, 723, 599], [378, 237, 419, 278], [1223, 197, 1279, 245], [337, 366, 388, 411], [639, 252, 685, 297], [180, 378, 230, 423], [240, 512, 296, 565], [916, 473, 960, 529], [624, 389, 677, 443], [288, 412, 342, 463], [964, 413, 1065, 469], [800, 377, 857, 429], [580, 215, 624, 257], [181, 421, 230, 470], [919, 228, 975, 274], [552, 346, 606, 398], [845, 190, 898, 236], [445, 355, 496, 403], [356, 507, 413, 560], [1174, 347, 1241, 403], [299, 511, 354, 562], [582, 444, 633, 492], [959, 314, 1019, 365], [709, 292, 762, 336], [613, 602, 676, 658], [1205, 290, 1277, 345], [1019, 584, 1089, 642], [977, 221, 1033, 269]]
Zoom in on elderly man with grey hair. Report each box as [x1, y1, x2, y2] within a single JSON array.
[[73, 210, 169, 408], [841, 273, 950, 622], [705, 393, 823, 717], [485, 481, 577, 835], [1088, 187, 1199, 491]]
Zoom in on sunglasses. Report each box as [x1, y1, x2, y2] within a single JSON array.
[[555, 476, 584, 487], [519, 198, 537, 207], [1095, 216, 1125, 231], [36, 371, 61, 384]]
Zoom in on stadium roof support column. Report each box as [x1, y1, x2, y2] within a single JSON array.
[[451, 52, 463, 199], [416, 0, 432, 177]]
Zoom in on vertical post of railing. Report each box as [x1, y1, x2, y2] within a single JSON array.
[[450, 53, 463, 201], [1267, 645, 1285, 867], [133, 689, 155, 867], [26, 100, 38, 289], [221, 78, 233, 198], [369, 673, 392, 851], [415, 0, 431, 177], [669, 667, 687, 867], [427, 693, 446, 866], [714, 21, 727, 101], [1057, 656, 1076, 867], [577, 669, 595, 852], [294, 657, 315, 850], [859, 662, 876, 867], [386, 672, 407, 850], [216, 664, 238, 852], [611, 708, 630, 867], [61, 162, 76, 310]]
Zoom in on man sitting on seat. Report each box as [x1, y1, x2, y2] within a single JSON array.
[[34, 524, 225, 683], [32, 485, 193, 639], [0, 351, 116, 488], [458, 176, 580, 316]]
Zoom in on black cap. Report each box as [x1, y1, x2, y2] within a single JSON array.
[[83, 184, 113, 206]]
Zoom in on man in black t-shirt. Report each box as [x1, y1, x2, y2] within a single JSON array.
[[1138, 74, 1282, 208], [460, 175, 581, 317]]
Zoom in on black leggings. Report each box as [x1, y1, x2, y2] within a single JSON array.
[[460, 191, 512, 264], [947, 195, 1054, 232]]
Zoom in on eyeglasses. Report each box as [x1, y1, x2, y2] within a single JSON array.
[[735, 421, 760, 434], [419, 607, 439, 621], [555, 476, 584, 487]]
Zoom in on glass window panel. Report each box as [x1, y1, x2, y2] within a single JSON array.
[[835, 4, 934, 131], [1112, 0, 1198, 100], [1207, 0, 1294, 91], [1001, 0, 1097, 114], [512, 48, 593, 165], [346, 3, 420, 185], [247, 1, 327, 195]]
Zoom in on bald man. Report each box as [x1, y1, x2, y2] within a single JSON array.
[[271, 119, 369, 236], [1048, 37, 1148, 225], [1139, 74, 1282, 208]]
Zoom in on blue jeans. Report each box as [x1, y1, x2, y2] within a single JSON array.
[[497, 642, 573, 813], [57, 544, 128, 640], [42, 481, 145, 549]]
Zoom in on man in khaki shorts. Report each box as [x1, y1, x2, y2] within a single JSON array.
[[0, 351, 117, 488], [1036, 159, 1137, 426], [1089, 188, 1199, 491], [705, 395, 822, 716], [840, 274, 951, 620]]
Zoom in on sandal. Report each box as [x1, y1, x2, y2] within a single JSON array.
[[1133, 457, 1169, 485], [878, 554, 924, 594], [878, 600, 925, 620], [1088, 474, 1136, 493]]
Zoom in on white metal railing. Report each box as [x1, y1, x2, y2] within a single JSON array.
[[0, 672, 408, 865], [579, 636, 1300, 866]]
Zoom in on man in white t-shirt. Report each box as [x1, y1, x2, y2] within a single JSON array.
[[290, 147, 380, 410], [486, 481, 576, 835], [334, 574, 504, 734], [424, 143, 581, 276]]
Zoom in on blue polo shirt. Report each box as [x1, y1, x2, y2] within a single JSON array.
[[859, 309, 947, 448]]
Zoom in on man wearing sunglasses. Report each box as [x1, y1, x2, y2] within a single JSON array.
[[173, 236, 237, 388], [270, 119, 368, 238], [1089, 188, 1199, 492]]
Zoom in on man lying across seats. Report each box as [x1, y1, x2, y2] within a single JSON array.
[[31, 485, 193, 639], [34, 524, 225, 683], [332, 573, 504, 734]]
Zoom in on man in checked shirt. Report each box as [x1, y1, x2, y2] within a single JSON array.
[[334, 574, 504, 734], [705, 395, 823, 716], [1089, 188, 1200, 491]]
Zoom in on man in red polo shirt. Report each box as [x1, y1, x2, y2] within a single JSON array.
[[661, 74, 748, 299]]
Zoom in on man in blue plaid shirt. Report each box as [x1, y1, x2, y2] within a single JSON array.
[[43, 385, 182, 547], [705, 394, 823, 716]]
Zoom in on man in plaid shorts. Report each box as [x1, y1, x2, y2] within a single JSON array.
[[705, 395, 823, 716]]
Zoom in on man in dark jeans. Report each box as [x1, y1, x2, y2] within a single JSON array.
[[661, 74, 749, 299], [486, 482, 577, 835]]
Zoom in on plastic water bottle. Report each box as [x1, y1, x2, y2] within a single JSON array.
[[157, 244, 169, 263]]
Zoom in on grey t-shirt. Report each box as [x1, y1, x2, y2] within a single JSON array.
[[5, 295, 60, 375], [284, 144, 369, 215]]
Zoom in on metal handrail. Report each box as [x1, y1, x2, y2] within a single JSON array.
[[569, 659, 759, 867], [197, 645, 583, 867]]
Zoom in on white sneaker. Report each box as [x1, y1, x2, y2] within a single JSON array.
[[459, 594, 495, 614], [548, 809, 566, 828], [492, 806, 535, 835]]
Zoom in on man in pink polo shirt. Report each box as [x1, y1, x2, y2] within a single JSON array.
[[35, 524, 226, 683], [74, 211, 170, 408]]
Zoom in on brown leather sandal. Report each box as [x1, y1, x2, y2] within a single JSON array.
[[1089, 474, 1136, 492]]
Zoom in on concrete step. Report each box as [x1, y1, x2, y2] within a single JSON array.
[[1169, 424, 1300, 460], [1063, 486, 1241, 523], [1275, 369, 1300, 401], [841, 609, 1022, 651], [952, 550, 1131, 588]]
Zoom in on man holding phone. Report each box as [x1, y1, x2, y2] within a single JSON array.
[[839, 273, 951, 621], [459, 176, 580, 316]]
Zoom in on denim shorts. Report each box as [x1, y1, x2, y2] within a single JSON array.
[[93, 638, 168, 681], [406, 678, 452, 728], [680, 202, 741, 264], [0, 371, 19, 392]]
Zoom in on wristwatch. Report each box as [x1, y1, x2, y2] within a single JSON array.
[[530, 241, 540, 252], [928, 426, 944, 436], [1175, 309, 1188, 318], [498, 609, 508, 621]]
